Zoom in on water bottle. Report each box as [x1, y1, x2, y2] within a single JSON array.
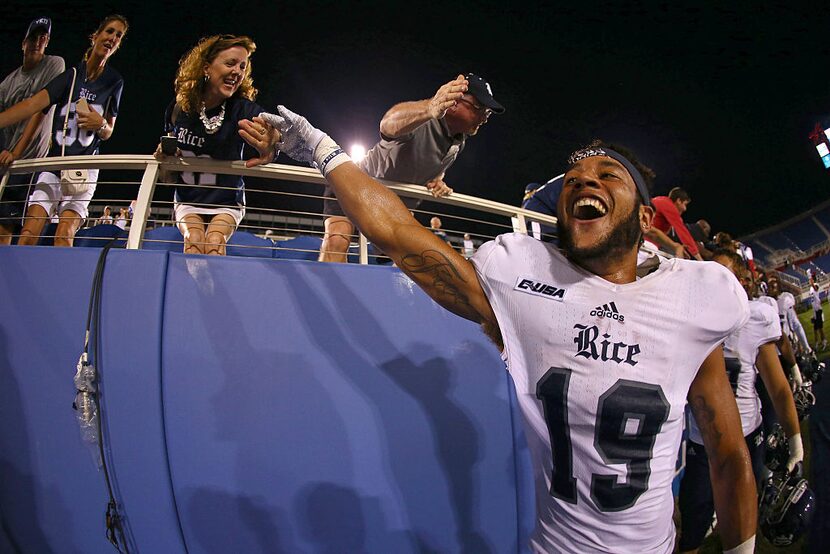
[[73, 353, 99, 446]]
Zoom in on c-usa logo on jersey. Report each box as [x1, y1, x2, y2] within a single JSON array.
[[514, 277, 566, 301]]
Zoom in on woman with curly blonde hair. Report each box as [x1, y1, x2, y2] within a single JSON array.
[[154, 34, 279, 255]]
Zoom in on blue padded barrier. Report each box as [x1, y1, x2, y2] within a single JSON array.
[[0, 248, 532, 553], [161, 257, 527, 553], [0, 248, 184, 552]]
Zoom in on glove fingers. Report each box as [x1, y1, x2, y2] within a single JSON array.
[[259, 112, 286, 130]]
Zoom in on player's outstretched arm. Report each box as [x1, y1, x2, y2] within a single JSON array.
[[326, 162, 492, 322], [755, 342, 803, 471], [688, 345, 757, 552], [262, 106, 496, 328]]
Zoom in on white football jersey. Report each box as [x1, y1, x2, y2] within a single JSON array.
[[756, 295, 777, 312], [689, 300, 781, 443], [777, 292, 796, 330], [471, 233, 749, 554]]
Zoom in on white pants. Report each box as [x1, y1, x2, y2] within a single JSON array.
[[27, 170, 99, 220]]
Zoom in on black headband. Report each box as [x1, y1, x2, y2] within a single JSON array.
[[567, 146, 651, 206]]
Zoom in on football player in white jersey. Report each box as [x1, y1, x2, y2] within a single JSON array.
[[679, 249, 802, 553], [767, 273, 813, 357], [260, 107, 758, 554]]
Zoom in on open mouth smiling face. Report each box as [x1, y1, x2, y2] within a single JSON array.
[[571, 195, 609, 222]]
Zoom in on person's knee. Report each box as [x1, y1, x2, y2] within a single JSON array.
[[324, 231, 351, 252], [205, 230, 227, 256], [184, 229, 206, 254], [54, 224, 77, 247], [0, 224, 13, 246]]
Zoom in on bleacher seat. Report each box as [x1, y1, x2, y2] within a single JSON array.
[[779, 266, 807, 284], [225, 230, 274, 258], [783, 218, 827, 251], [142, 226, 184, 252], [74, 224, 127, 248], [757, 233, 799, 253], [274, 235, 321, 260], [37, 222, 57, 246], [814, 207, 830, 231], [813, 255, 830, 274]]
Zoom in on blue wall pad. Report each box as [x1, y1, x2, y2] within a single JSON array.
[[0, 248, 532, 553]]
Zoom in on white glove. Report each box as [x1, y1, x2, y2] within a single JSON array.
[[790, 363, 803, 391], [723, 535, 755, 554], [259, 106, 351, 176], [786, 433, 804, 474]]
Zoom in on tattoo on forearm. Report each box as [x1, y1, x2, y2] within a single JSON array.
[[690, 394, 722, 448], [400, 250, 471, 310]]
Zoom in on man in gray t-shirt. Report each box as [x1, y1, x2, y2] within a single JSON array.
[[319, 73, 504, 262], [0, 17, 65, 244]]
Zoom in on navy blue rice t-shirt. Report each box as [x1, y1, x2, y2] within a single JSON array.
[[164, 96, 264, 208], [43, 60, 123, 157]]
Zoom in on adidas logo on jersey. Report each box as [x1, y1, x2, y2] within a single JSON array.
[[514, 277, 566, 300], [590, 301, 625, 322]]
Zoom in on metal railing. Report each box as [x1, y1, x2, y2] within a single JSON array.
[[0, 154, 560, 263]]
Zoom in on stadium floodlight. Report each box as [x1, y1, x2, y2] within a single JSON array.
[[818, 143, 830, 169], [350, 144, 366, 164], [810, 123, 830, 169]]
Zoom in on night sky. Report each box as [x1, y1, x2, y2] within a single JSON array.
[[3, 1, 830, 237]]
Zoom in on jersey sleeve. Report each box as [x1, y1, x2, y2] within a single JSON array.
[[749, 302, 782, 352], [699, 261, 750, 340], [106, 78, 124, 119], [470, 235, 514, 357]]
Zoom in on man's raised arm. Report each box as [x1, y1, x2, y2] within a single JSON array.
[[379, 75, 468, 138], [258, 106, 495, 327]]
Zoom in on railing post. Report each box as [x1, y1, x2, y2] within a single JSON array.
[[358, 232, 369, 265], [0, 171, 8, 201], [512, 213, 527, 234], [127, 161, 160, 250]]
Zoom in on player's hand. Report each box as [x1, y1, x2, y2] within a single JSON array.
[[791, 363, 804, 391], [239, 116, 281, 168], [428, 75, 468, 120], [153, 142, 181, 161], [0, 149, 15, 169], [76, 109, 105, 131], [786, 434, 804, 474], [426, 178, 453, 198], [260, 106, 326, 164]]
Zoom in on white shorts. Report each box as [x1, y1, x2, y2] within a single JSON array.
[[173, 202, 245, 231], [27, 170, 99, 220]]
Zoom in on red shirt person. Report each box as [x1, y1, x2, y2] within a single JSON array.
[[648, 187, 703, 260]]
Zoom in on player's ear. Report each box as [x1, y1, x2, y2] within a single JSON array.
[[639, 204, 654, 233]]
